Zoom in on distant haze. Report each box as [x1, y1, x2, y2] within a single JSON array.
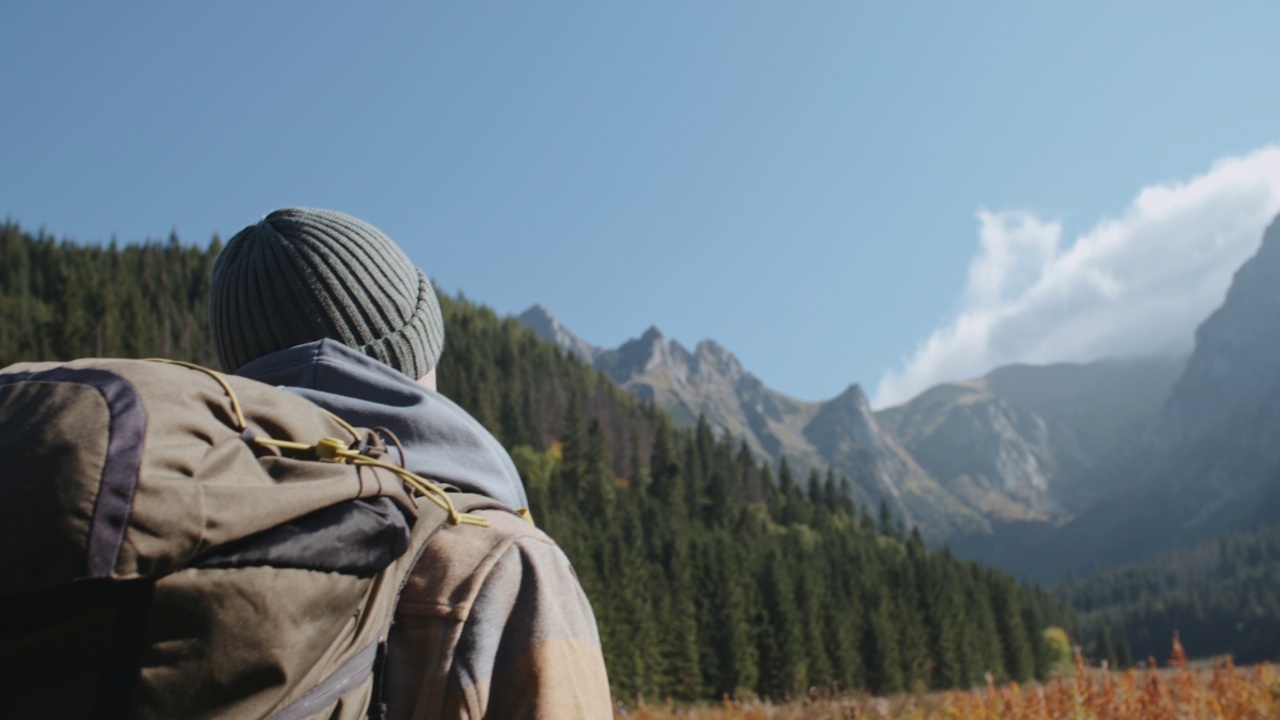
[[874, 147, 1280, 409]]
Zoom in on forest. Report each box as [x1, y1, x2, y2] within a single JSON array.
[[0, 221, 1075, 702], [1062, 524, 1280, 668]]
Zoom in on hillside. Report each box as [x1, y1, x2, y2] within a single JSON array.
[[1061, 524, 1280, 665], [0, 220, 1071, 701]]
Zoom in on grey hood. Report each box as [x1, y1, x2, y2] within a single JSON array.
[[235, 339, 528, 510]]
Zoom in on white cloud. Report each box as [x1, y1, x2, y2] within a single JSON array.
[[873, 146, 1280, 409]]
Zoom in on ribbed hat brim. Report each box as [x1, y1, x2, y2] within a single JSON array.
[[209, 208, 445, 378]]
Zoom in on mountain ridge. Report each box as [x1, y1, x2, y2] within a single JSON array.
[[518, 213, 1280, 577], [520, 306, 994, 538], [518, 304, 1187, 541]]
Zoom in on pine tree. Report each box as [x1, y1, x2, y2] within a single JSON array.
[[1116, 627, 1135, 668], [862, 592, 904, 694], [1095, 624, 1118, 668], [757, 549, 805, 700], [992, 575, 1036, 682], [699, 536, 758, 698], [924, 562, 967, 689], [582, 418, 617, 521]]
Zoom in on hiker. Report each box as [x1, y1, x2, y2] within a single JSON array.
[[208, 207, 612, 719]]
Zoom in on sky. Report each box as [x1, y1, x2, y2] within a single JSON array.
[[4, 2, 1280, 408]]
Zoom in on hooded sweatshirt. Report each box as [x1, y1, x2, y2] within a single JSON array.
[[234, 339, 610, 718], [235, 339, 529, 510]]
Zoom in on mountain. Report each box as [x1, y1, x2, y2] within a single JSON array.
[[522, 309, 987, 539], [517, 304, 600, 363], [981, 359, 1185, 511], [595, 326, 806, 458], [1164, 215, 1280, 441], [520, 213, 1280, 568], [951, 215, 1280, 582], [1069, 216, 1280, 558], [876, 357, 1185, 524], [875, 380, 1059, 522], [803, 383, 983, 535], [520, 304, 1190, 544], [1137, 214, 1280, 538]]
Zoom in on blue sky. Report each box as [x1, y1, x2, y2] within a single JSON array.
[[4, 2, 1280, 406]]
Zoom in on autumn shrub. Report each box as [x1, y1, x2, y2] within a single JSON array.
[[620, 636, 1278, 720]]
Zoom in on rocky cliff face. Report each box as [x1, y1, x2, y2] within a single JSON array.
[[1151, 214, 1280, 531], [982, 359, 1184, 511], [1164, 215, 1280, 442], [805, 384, 987, 536], [876, 382, 1057, 521], [950, 215, 1280, 582], [593, 326, 804, 452]]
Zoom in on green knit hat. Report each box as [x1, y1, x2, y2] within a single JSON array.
[[209, 207, 445, 378]]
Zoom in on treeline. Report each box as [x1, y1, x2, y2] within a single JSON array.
[[1061, 525, 1280, 667], [0, 221, 221, 367], [0, 221, 1073, 701], [531, 418, 1072, 700]]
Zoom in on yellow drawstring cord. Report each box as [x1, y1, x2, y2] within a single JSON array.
[[146, 359, 488, 528], [253, 435, 488, 527], [149, 358, 249, 429]]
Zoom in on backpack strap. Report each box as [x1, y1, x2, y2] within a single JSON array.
[[368, 492, 527, 719], [446, 492, 532, 521]]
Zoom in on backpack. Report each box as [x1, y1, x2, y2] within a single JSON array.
[[0, 358, 490, 719]]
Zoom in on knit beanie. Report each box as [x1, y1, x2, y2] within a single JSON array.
[[209, 207, 445, 379]]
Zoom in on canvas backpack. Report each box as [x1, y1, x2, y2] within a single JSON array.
[[0, 357, 493, 719]]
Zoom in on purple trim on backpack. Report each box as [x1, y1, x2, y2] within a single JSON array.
[[268, 641, 379, 720], [0, 367, 145, 578]]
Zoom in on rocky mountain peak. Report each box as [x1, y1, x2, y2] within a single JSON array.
[[806, 383, 887, 464], [518, 304, 598, 363], [833, 383, 871, 412], [638, 325, 665, 345], [693, 339, 745, 381], [694, 338, 726, 359], [597, 325, 681, 383], [516, 301, 1056, 541], [520, 303, 555, 322]]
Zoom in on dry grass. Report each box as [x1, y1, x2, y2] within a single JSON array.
[[617, 637, 1280, 719]]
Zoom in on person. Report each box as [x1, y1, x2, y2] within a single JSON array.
[[208, 207, 612, 719]]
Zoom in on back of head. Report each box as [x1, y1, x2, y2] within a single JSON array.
[[209, 208, 444, 378]]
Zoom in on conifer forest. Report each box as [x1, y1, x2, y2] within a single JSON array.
[[3, 221, 1084, 703]]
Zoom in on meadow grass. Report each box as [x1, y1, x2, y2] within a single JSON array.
[[616, 637, 1280, 719]]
